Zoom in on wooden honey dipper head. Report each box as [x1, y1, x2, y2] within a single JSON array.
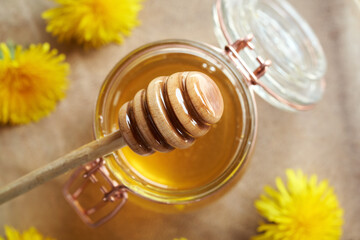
[[118, 71, 224, 156]]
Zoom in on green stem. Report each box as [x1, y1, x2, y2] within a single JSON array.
[[0, 41, 16, 60]]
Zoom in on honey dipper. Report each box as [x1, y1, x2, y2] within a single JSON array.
[[0, 71, 224, 204]]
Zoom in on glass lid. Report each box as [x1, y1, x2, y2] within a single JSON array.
[[213, 0, 327, 111]]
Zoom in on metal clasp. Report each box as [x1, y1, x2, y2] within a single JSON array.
[[63, 158, 128, 227], [224, 34, 272, 86]]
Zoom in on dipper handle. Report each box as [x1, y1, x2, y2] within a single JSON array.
[[0, 71, 224, 204]]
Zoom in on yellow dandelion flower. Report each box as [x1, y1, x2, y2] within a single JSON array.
[[0, 42, 69, 125], [42, 0, 143, 48], [0, 225, 55, 240], [253, 169, 343, 240]]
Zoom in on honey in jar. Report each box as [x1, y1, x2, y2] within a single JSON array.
[[94, 40, 255, 204], [108, 54, 241, 190]]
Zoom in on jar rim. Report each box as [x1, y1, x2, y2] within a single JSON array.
[[93, 39, 258, 204]]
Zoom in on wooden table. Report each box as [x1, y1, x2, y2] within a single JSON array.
[[0, 0, 359, 239]]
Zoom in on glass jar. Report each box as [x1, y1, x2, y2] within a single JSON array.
[[63, 0, 326, 227]]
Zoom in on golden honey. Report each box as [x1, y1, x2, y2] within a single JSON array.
[[97, 52, 243, 193]]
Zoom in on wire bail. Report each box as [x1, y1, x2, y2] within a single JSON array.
[[63, 158, 127, 227]]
